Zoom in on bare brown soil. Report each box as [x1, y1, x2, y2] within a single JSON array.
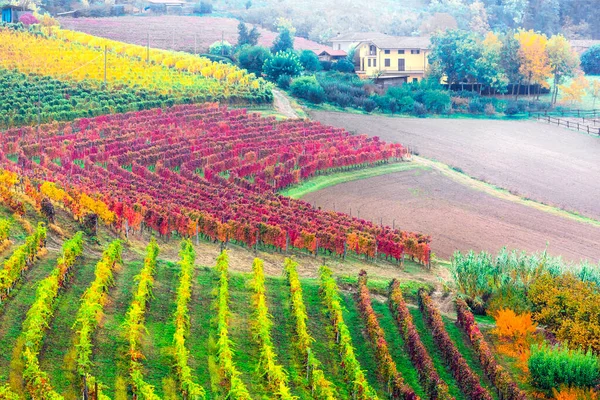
[[303, 168, 600, 263], [310, 112, 600, 221], [59, 16, 327, 53]]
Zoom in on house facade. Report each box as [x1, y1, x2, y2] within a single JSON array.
[[354, 36, 430, 86]]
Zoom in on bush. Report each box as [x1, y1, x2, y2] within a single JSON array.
[[196, 1, 213, 14], [299, 50, 320, 72], [237, 46, 271, 75], [290, 76, 325, 103], [468, 98, 484, 114], [413, 102, 427, 116], [209, 41, 233, 57], [422, 90, 450, 114], [262, 51, 303, 82], [332, 59, 355, 73], [484, 103, 496, 116], [581, 45, 600, 75], [271, 28, 294, 53], [363, 97, 377, 112], [277, 74, 291, 89], [19, 14, 39, 26], [529, 344, 599, 391], [504, 101, 520, 116]]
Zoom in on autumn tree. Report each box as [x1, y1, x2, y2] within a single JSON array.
[[559, 75, 589, 104], [476, 32, 508, 94], [546, 34, 580, 104], [588, 80, 600, 108], [515, 29, 552, 97]]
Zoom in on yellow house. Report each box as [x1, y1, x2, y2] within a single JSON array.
[[354, 36, 431, 86]]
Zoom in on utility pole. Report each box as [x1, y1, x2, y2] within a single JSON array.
[[194, 33, 197, 55], [146, 32, 150, 62], [221, 31, 224, 56]]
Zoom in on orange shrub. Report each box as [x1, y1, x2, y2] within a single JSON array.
[[493, 309, 537, 371]]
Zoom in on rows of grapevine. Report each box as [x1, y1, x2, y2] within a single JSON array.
[[1, 104, 430, 264], [319, 266, 379, 399], [124, 238, 160, 399], [418, 291, 492, 400], [20, 232, 84, 399], [72, 240, 123, 400], [388, 280, 452, 400], [0, 218, 11, 253], [250, 258, 295, 399], [0, 68, 206, 129], [214, 251, 253, 399], [172, 240, 205, 399], [454, 299, 526, 400], [356, 270, 417, 399], [0, 28, 271, 104], [0, 222, 47, 305], [283, 259, 337, 400]]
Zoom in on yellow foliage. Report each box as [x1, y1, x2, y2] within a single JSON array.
[[493, 309, 537, 372], [560, 75, 589, 104], [553, 386, 598, 400], [515, 29, 552, 88]]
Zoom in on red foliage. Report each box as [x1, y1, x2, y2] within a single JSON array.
[[357, 271, 418, 400], [0, 104, 431, 262], [418, 290, 492, 400], [455, 299, 527, 400]]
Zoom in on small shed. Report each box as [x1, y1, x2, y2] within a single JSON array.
[[1, 5, 32, 24]]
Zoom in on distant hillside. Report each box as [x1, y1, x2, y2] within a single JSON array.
[[58, 15, 329, 53]]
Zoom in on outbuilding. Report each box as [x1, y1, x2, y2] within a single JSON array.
[[1, 5, 33, 24]]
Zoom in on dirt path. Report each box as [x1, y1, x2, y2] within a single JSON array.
[[272, 89, 300, 119], [310, 111, 600, 221], [302, 167, 600, 263]]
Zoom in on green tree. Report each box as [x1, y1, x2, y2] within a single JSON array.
[[298, 50, 320, 72], [290, 76, 325, 103], [499, 31, 524, 97], [429, 29, 482, 89], [271, 28, 294, 53], [581, 45, 600, 75], [476, 32, 508, 94], [262, 51, 303, 82], [547, 34, 580, 104], [209, 40, 233, 57], [238, 22, 260, 47], [237, 46, 271, 75]]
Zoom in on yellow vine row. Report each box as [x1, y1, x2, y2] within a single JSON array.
[[124, 238, 160, 400], [21, 232, 84, 399], [318, 266, 379, 400], [214, 251, 252, 400], [172, 240, 205, 399], [283, 258, 337, 400], [72, 240, 122, 400]]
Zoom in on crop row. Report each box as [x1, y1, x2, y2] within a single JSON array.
[[0, 28, 271, 104], [173, 240, 206, 399], [356, 271, 417, 399], [73, 240, 122, 400], [21, 232, 84, 399], [124, 238, 161, 399], [0, 68, 219, 129], [454, 298, 526, 400], [250, 259, 295, 398], [214, 251, 253, 399], [0, 218, 11, 253], [0, 222, 47, 305], [283, 259, 337, 400], [418, 290, 492, 400], [388, 280, 452, 400], [1, 104, 431, 264], [319, 266, 379, 399]]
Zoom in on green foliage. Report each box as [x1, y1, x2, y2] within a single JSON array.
[[290, 76, 325, 103], [529, 343, 599, 391], [237, 22, 260, 47], [263, 51, 303, 82], [299, 50, 320, 72], [236, 45, 272, 75], [0, 218, 11, 243], [271, 28, 294, 53], [331, 59, 355, 73], [429, 30, 483, 86], [581, 45, 600, 75], [209, 41, 234, 57], [277, 74, 292, 89], [422, 90, 451, 113]]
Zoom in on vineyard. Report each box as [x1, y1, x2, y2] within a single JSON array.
[[0, 210, 523, 399]]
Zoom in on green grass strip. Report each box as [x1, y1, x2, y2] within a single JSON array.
[[279, 163, 425, 199]]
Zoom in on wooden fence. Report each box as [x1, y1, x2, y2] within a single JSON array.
[[534, 114, 600, 136]]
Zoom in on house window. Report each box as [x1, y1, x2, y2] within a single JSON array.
[[384, 49, 390, 54], [411, 49, 420, 54], [337, 44, 341, 50], [369, 45, 376, 55], [368, 59, 371, 67], [373, 58, 376, 67], [385, 58, 390, 67], [413, 77, 419, 82], [398, 50, 405, 54]]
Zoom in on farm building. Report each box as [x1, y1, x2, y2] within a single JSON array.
[[353, 36, 431, 86], [1, 5, 32, 24], [143, 0, 186, 14], [314, 48, 347, 62], [329, 31, 392, 52]]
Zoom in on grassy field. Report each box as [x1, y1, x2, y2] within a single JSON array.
[[279, 162, 425, 199]]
